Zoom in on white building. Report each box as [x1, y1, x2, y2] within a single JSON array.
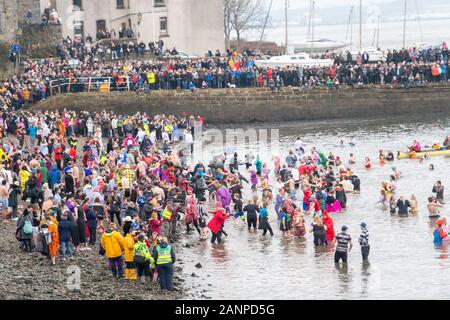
[[52, 0, 225, 56]]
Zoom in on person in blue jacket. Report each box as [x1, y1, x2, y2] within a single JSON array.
[[58, 212, 74, 259], [49, 165, 61, 188]]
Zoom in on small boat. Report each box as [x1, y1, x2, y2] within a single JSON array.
[[292, 39, 349, 54], [254, 52, 334, 68], [397, 149, 450, 160], [351, 47, 387, 62]]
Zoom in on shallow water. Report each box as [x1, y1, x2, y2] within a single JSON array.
[[180, 114, 450, 300]]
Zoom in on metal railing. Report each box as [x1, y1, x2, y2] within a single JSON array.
[[49, 76, 130, 96]]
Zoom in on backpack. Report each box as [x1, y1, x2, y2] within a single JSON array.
[[134, 243, 147, 264], [23, 220, 33, 235], [44, 230, 52, 245], [36, 230, 50, 256]]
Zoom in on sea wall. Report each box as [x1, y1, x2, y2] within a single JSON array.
[[35, 84, 450, 123]]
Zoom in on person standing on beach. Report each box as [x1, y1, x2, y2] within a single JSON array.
[[153, 236, 176, 291], [101, 223, 125, 278]]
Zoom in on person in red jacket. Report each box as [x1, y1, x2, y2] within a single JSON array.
[[54, 144, 63, 170], [311, 195, 321, 215], [69, 146, 77, 162], [207, 206, 229, 244], [322, 210, 335, 244]]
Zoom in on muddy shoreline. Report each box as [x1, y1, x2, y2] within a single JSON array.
[[0, 223, 191, 300]]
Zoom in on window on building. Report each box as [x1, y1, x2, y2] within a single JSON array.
[[97, 20, 106, 32], [116, 0, 125, 9], [160, 17, 168, 35], [74, 21, 84, 38], [154, 0, 165, 7], [96, 20, 107, 39], [73, 0, 82, 10]]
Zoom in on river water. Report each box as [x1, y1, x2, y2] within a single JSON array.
[[247, 19, 450, 50], [180, 114, 450, 300]]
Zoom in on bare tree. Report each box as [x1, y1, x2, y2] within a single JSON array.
[[224, 0, 233, 50], [224, 0, 266, 51]]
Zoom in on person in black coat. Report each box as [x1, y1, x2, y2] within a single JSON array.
[[396, 196, 411, 215], [123, 216, 132, 236], [335, 185, 347, 209], [76, 202, 88, 250], [58, 213, 74, 259], [16, 209, 33, 252], [85, 207, 97, 245], [64, 170, 75, 196], [8, 181, 21, 219]]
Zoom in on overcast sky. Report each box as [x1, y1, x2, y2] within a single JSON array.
[[272, 0, 436, 10]]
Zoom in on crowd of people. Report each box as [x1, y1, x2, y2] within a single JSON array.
[[3, 103, 450, 298], [4, 108, 375, 290], [3, 36, 450, 111], [8, 110, 204, 290]]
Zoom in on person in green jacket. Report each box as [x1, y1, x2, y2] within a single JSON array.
[[133, 234, 153, 286], [153, 236, 176, 291], [255, 156, 263, 176], [39, 161, 49, 190]]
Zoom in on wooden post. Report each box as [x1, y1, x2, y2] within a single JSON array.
[[68, 78, 71, 93]]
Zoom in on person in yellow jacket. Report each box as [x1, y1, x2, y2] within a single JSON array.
[[19, 166, 31, 191], [164, 122, 174, 138], [101, 223, 125, 278], [147, 70, 156, 90], [123, 231, 137, 281], [0, 147, 9, 163], [22, 88, 30, 104], [143, 122, 150, 137], [229, 58, 235, 69], [133, 233, 154, 286]]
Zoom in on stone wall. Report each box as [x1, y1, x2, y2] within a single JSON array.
[[0, 0, 18, 42], [0, 0, 41, 42], [35, 84, 450, 123]]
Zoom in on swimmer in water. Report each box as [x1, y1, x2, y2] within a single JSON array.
[[349, 137, 356, 146], [339, 140, 345, 147], [378, 150, 386, 166], [392, 166, 401, 180], [386, 150, 394, 161], [427, 196, 442, 218], [389, 175, 397, 191], [364, 157, 372, 169], [409, 195, 418, 214], [429, 164, 434, 171], [349, 153, 356, 164]]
